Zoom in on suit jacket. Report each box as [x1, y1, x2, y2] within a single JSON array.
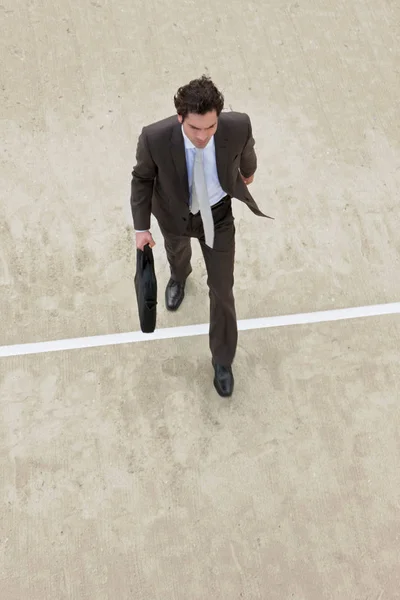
[[130, 111, 271, 234], [134, 244, 157, 333]]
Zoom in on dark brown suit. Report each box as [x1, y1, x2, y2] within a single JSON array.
[[130, 111, 270, 366]]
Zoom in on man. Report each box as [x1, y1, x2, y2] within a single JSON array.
[[130, 76, 270, 397]]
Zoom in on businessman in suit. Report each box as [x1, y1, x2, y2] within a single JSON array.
[[130, 76, 269, 397]]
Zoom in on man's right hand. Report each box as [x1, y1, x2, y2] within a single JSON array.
[[136, 231, 156, 250]]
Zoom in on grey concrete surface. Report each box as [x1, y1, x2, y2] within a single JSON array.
[[1, 318, 400, 599], [1, 0, 400, 345], [1, 0, 400, 598]]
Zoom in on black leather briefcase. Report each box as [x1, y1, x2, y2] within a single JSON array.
[[134, 244, 157, 333]]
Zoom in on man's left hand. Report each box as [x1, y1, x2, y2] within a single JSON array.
[[241, 173, 254, 185]]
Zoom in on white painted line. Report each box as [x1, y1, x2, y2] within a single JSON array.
[[0, 302, 399, 359]]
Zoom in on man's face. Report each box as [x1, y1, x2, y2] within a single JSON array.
[[178, 110, 218, 148]]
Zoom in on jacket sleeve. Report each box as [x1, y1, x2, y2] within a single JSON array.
[[240, 115, 257, 179], [130, 128, 157, 231]]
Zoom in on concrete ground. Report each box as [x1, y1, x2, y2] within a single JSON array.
[[1, 0, 399, 598]]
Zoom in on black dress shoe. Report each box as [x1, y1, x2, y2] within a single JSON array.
[[213, 363, 234, 397], [165, 278, 185, 311]]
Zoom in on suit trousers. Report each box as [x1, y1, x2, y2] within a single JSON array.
[[159, 197, 237, 367]]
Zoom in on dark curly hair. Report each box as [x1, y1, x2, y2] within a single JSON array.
[[174, 75, 224, 120]]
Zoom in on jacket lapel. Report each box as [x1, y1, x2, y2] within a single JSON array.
[[214, 117, 229, 188], [170, 122, 189, 201]]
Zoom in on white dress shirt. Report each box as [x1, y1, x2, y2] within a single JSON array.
[[136, 127, 227, 232], [181, 126, 227, 211]]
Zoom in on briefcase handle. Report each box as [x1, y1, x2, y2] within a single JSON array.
[[142, 243, 154, 261], [137, 243, 154, 267]]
